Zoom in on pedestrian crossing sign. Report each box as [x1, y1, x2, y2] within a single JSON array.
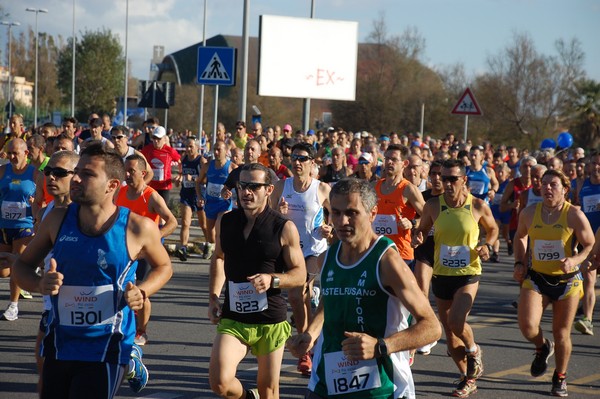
[[451, 87, 482, 115], [197, 46, 237, 86]]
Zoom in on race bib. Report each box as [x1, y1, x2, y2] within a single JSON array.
[[324, 351, 381, 396], [207, 182, 224, 199], [228, 281, 268, 314], [152, 168, 165, 181], [57, 285, 115, 327], [582, 194, 600, 213], [1, 201, 26, 220], [440, 244, 471, 268], [182, 177, 196, 189], [469, 180, 486, 195], [491, 192, 503, 205], [533, 240, 565, 261], [372, 214, 399, 236]]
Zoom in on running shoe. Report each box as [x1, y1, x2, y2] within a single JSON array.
[[531, 339, 554, 377], [127, 343, 149, 393], [466, 345, 483, 379], [573, 317, 594, 336], [246, 388, 260, 399], [176, 246, 188, 262], [489, 251, 499, 263], [507, 242, 513, 256], [452, 376, 477, 398], [203, 243, 215, 260], [2, 304, 18, 321], [551, 371, 568, 397], [19, 290, 33, 299], [408, 351, 415, 366], [297, 353, 312, 376], [134, 332, 148, 346], [417, 340, 438, 355]]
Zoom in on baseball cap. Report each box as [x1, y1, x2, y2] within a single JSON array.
[[354, 132, 361, 139], [327, 127, 336, 133], [306, 129, 315, 136], [380, 135, 390, 142], [152, 126, 167, 138], [359, 152, 373, 164], [361, 131, 369, 138], [283, 124, 292, 132], [450, 144, 460, 152]]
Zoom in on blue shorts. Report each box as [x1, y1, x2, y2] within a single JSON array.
[[180, 190, 202, 212], [205, 199, 232, 220], [0, 227, 34, 245], [491, 204, 511, 225]]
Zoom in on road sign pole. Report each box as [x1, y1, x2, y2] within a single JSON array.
[[152, 81, 157, 117], [464, 115, 469, 142], [164, 109, 168, 131], [213, 85, 219, 146]]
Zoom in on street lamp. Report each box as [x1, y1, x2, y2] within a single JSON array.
[[123, 0, 129, 127], [1, 21, 20, 123], [71, 0, 76, 117], [25, 7, 48, 129]]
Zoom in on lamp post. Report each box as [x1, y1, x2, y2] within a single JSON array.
[[123, 0, 129, 127], [1, 21, 20, 123], [71, 0, 76, 117], [25, 7, 48, 129]]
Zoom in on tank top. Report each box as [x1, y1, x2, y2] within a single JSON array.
[[528, 202, 574, 276], [321, 164, 348, 185], [220, 206, 288, 324], [433, 195, 481, 276], [206, 159, 232, 206], [41, 202, 55, 312], [282, 178, 327, 257], [579, 178, 600, 233], [115, 185, 160, 224], [0, 163, 36, 229], [374, 178, 416, 260], [180, 154, 202, 195], [309, 236, 414, 399], [42, 205, 138, 365], [491, 179, 509, 206], [525, 188, 543, 207], [510, 177, 531, 230], [466, 166, 490, 200]]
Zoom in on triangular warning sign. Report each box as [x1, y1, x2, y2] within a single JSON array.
[[451, 88, 482, 115], [200, 53, 230, 81]]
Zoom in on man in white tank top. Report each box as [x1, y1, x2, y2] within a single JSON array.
[[270, 142, 333, 376]]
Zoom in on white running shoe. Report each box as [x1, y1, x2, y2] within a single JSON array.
[[417, 340, 438, 355], [3, 305, 18, 321]]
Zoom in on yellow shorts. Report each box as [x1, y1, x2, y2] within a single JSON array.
[[217, 318, 291, 356]]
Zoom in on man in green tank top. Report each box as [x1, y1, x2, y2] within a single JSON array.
[[288, 178, 440, 399]]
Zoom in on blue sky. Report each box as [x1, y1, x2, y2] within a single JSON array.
[[3, 0, 599, 82]]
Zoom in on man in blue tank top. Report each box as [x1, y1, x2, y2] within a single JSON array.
[[287, 178, 441, 399], [0, 138, 37, 321], [12, 143, 173, 399]]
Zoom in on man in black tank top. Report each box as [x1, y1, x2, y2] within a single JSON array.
[[208, 163, 306, 399]]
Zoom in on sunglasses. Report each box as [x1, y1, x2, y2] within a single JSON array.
[[44, 167, 75, 178], [441, 175, 463, 183], [111, 135, 126, 140], [358, 159, 370, 165], [237, 181, 270, 191], [291, 154, 312, 163]]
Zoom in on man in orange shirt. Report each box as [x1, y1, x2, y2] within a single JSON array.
[[116, 153, 177, 345]]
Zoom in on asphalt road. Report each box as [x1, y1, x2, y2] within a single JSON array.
[[1, 225, 598, 399]]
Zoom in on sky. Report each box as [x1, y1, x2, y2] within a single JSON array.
[[2, 0, 599, 83]]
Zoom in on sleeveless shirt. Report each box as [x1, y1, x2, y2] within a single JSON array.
[[0, 163, 36, 229], [433, 195, 481, 276], [42, 205, 138, 365], [309, 236, 414, 399], [115, 185, 160, 224]]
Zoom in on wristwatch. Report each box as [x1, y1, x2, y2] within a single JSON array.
[[375, 338, 388, 358], [270, 275, 280, 289]]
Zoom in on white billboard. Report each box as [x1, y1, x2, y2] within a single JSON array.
[[258, 15, 358, 101]]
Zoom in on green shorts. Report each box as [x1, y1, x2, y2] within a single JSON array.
[[217, 318, 291, 356]]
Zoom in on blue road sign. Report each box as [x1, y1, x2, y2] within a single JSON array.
[[197, 46, 237, 86]]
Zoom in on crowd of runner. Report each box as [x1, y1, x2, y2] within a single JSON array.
[[0, 112, 598, 399]]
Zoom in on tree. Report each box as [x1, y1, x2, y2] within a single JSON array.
[[57, 29, 125, 120], [565, 78, 600, 148]]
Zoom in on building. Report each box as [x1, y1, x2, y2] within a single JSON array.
[[0, 66, 34, 108]]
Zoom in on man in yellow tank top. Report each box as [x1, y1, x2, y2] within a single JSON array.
[[513, 169, 594, 397], [413, 159, 498, 398]]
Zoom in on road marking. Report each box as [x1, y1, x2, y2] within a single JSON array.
[[486, 366, 600, 395], [470, 316, 513, 329]]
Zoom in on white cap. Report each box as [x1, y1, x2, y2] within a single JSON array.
[[152, 126, 167, 138]]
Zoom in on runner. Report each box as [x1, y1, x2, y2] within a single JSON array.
[[513, 169, 594, 397], [12, 143, 173, 398], [0, 138, 37, 321], [287, 177, 441, 399], [208, 163, 306, 399], [140, 126, 182, 204], [413, 158, 499, 398], [271, 142, 333, 376]]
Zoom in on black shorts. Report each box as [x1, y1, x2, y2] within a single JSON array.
[[414, 235, 435, 267], [39, 310, 50, 333], [431, 274, 480, 300], [136, 259, 149, 281], [41, 356, 125, 399]]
